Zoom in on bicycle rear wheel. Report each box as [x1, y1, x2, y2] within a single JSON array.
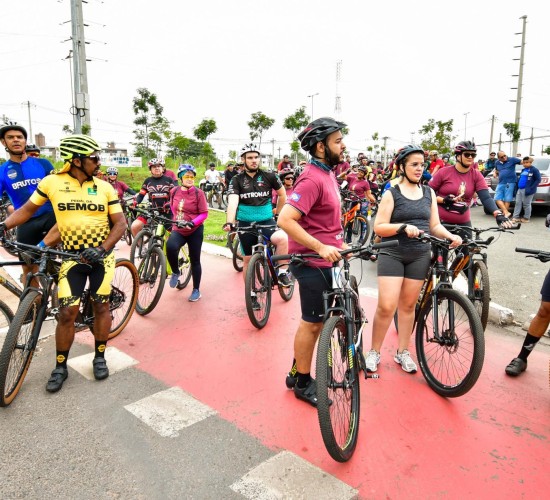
[[471, 261, 490, 331], [108, 259, 139, 339], [0, 299, 14, 340], [316, 315, 360, 462], [244, 253, 271, 329], [130, 229, 152, 268], [345, 215, 368, 246], [175, 245, 192, 290], [277, 271, 295, 302], [415, 288, 484, 397], [231, 233, 243, 272], [136, 247, 167, 315], [0, 291, 41, 407]]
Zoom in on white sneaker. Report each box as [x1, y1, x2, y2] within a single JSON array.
[[394, 349, 417, 373], [365, 349, 380, 372]]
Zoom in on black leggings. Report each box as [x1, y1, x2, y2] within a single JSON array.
[[166, 225, 204, 290]]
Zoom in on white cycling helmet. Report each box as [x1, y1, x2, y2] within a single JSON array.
[[240, 143, 261, 157]]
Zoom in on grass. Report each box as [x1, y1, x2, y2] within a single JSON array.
[[203, 209, 228, 247]]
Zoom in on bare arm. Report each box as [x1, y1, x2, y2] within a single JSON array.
[[274, 187, 286, 215], [101, 211, 127, 251], [3, 199, 41, 229], [428, 190, 462, 248], [225, 194, 239, 226]]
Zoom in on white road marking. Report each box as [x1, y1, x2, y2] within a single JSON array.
[[67, 345, 138, 380]]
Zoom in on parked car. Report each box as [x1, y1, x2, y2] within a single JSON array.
[[483, 156, 550, 212]]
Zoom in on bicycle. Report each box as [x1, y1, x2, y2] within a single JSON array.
[[120, 195, 138, 246], [204, 181, 224, 209], [276, 242, 397, 462], [0, 240, 138, 407], [340, 190, 370, 247], [406, 233, 485, 398], [0, 200, 18, 257], [444, 224, 518, 331], [130, 207, 192, 315], [237, 223, 295, 329], [0, 258, 25, 336], [227, 230, 243, 272]]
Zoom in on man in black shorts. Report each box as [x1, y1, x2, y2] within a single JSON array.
[[506, 261, 550, 376], [223, 143, 290, 293], [1, 134, 127, 393], [0, 122, 57, 279]]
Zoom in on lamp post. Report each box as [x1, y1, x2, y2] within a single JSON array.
[[307, 92, 319, 120], [463, 112, 470, 140]]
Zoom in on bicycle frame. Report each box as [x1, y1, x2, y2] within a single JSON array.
[[0, 260, 25, 300], [246, 226, 281, 287]]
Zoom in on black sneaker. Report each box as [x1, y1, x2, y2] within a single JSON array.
[[251, 296, 261, 311], [294, 378, 317, 407], [278, 272, 292, 288], [93, 357, 109, 381], [505, 357, 527, 377], [46, 367, 68, 393], [285, 372, 297, 389]]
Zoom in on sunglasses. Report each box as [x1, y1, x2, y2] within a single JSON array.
[[284, 176, 294, 181], [181, 175, 195, 179], [87, 155, 100, 163], [462, 152, 477, 159], [498, 155, 506, 160]]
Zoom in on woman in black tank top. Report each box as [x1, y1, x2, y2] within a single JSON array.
[[364, 146, 462, 375]]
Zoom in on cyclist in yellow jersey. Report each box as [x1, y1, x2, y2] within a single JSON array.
[[1, 135, 127, 393]]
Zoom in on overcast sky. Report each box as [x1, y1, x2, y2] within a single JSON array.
[[2, 0, 550, 161]]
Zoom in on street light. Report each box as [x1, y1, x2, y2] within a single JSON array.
[[307, 92, 319, 120], [464, 112, 470, 140]]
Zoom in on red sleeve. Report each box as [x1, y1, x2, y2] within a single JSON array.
[[473, 170, 488, 192]]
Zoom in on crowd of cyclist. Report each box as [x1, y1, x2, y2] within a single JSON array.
[[0, 118, 547, 400]]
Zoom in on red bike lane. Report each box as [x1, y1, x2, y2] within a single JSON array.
[[87, 249, 549, 498]]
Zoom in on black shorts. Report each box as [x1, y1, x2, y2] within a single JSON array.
[[541, 269, 550, 303], [16, 211, 56, 245], [377, 250, 431, 280], [290, 263, 333, 323], [237, 219, 277, 256]]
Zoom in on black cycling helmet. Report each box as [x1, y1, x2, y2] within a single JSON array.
[[279, 168, 295, 181], [297, 117, 347, 152], [0, 122, 28, 141], [25, 144, 40, 153], [454, 141, 477, 154], [395, 144, 425, 166]]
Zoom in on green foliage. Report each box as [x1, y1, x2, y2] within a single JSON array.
[[228, 150, 237, 161], [341, 126, 350, 136], [503, 122, 521, 143], [132, 88, 165, 155], [283, 106, 310, 136], [290, 140, 300, 154], [418, 118, 455, 153], [544, 146, 550, 155], [247, 111, 275, 149], [193, 119, 217, 142], [62, 124, 72, 134]]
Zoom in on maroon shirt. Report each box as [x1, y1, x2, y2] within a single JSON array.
[[346, 176, 371, 199], [170, 186, 208, 236], [286, 164, 343, 268]]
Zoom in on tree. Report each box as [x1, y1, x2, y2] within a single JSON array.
[[544, 146, 550, 156], [247, 111, 275, 150], [283, 106, 310, 163], [418, 118, 455, 153], [228, 150, 237, 161], [193, 119, 217, 143], [503, 122, 521, 144], [132, 88, 163, 155], [148, 116, 171, 156]]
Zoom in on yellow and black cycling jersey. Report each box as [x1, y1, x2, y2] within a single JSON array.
[[30, 173, 122, 251]]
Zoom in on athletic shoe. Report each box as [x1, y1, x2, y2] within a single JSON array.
[[505, 357, 527, 376], [520, 218, 530, 223], [169, 273, 179, 288], [46, 367, 68, 393], [93, 357, 109, 380], [365, 349, 381, 372], [251, 296, 261, 311], [278, 272, 292, 288], [294, 378, 317, 407], [285, 372, 297, 389], [394, 349, 417, 373], [188, 289, 201, 302]]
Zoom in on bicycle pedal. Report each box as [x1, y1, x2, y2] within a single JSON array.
[[366, 374, 380, 379]]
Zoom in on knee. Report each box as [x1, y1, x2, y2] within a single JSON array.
[[536, 301, 550, 320], [375, 302, 396, 318], [58, 306, 78, 324]]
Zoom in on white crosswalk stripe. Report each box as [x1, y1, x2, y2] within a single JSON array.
[[67, 345, 138, 380]]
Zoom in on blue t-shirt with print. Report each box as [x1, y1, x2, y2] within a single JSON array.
[[496, 156, 521, 184], [0, 157, 54, 217]]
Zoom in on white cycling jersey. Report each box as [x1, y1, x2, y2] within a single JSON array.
[[204, 170, 222, 184]]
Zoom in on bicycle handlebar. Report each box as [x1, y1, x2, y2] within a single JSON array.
[[2, 239, 80, 260], [515, 247, 550, 263], [133, 206, 190, 228]]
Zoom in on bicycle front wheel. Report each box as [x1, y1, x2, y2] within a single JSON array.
[[0, 291, 41, 407], [136, 247, 167, 315], [415, 288, 484, 398], [231, 234, 243, 272], [108, 259, 139, 339], [244, 253, 271, 329], [0, 299, 14, 338], [471, 261, 490, 331], [130, 229, 152, 269], [175, 245, 192, 290], [345, 216, 368, 246], [316, 315, 360, 462], [277, 272, 295, 302]]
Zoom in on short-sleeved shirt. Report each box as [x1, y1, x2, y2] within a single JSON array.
[[170, 186, 208, 236], [136, 175, 177, 211], [429, 166, 487, 224], [285, 163, 343, 268], [429, 159, 444, 174], [204, 169, 222, 183], [346, 176, 371, 199], [0, 157, 54, 217], [229, 170, 283, 222], [334, 161, 350, 177], [30, 173, 122, 251], [496, 156, 521, 184], [109, 179, 130, 200]]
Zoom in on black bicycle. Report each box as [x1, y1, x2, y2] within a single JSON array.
[[0, 241, 138, 407], [276, 241, 397, 462], [0, 200, 18, 257], [227, 231, 243, 272], [238, 223, 295, 329]]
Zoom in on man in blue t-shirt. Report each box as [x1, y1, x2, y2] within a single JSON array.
[[0, 123, 57, 278], [494, 151, 521, 216]]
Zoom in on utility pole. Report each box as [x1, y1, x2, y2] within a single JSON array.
[[382, 136, 388, 168], [498, 133, 502, 152], [307, 93, 319, 121], [488, 115, 495, 154], [463, 112, 470, 140], [22, 101, 35, 142], [529, 127, 534, 155], [270, 138, 275, 170], [510, 15, 527, 156], [334, 60, 342, 118], [70, 0, 91, 134]]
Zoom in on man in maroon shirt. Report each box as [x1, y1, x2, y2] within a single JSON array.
[[278, 117, 347, 407]]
